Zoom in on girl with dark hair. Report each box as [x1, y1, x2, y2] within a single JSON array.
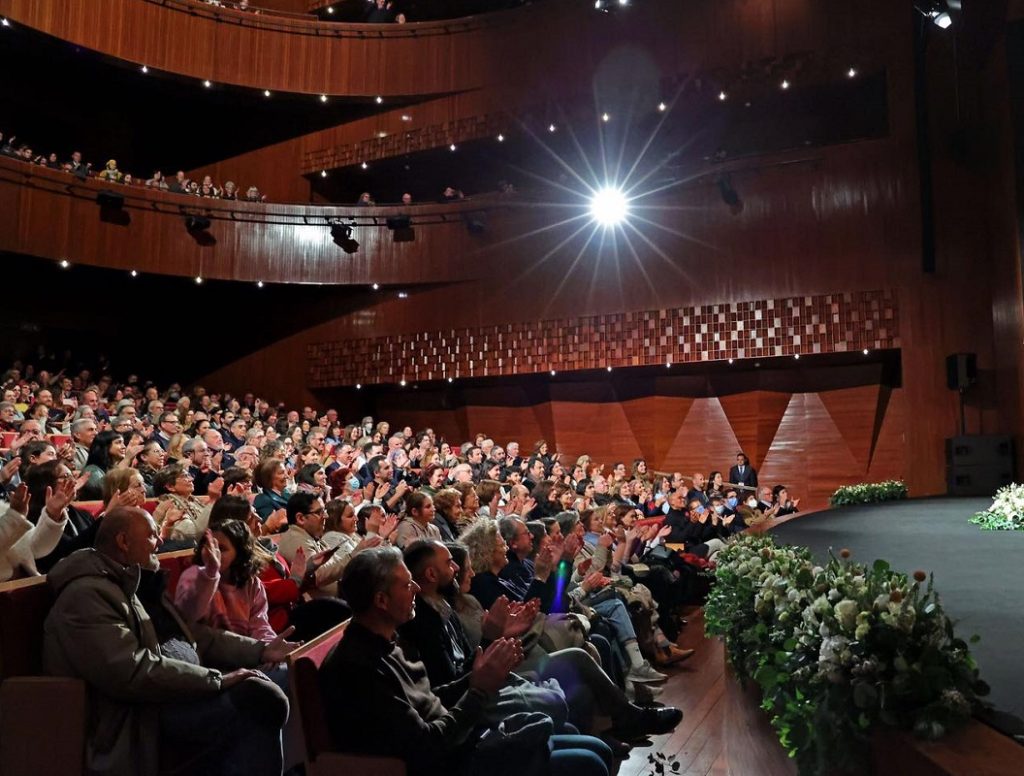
[[174, 520, 277, 640], [706, 470, 724, 497], [78, 430, 127, 500], [296, 463, 329, 501]]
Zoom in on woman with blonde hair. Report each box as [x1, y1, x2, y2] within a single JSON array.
[[166, 432, 187, 464]]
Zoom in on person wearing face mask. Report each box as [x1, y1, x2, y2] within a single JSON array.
[[734, 493, 769, 531]]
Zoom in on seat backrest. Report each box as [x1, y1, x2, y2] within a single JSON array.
[[0, 576, 53, 679], [0, 432, 15, 449], [288, 619, 350, 760], [158, 549, 194, 598]]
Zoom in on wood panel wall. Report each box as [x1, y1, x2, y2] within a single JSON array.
[[361, 382, 907, 511]]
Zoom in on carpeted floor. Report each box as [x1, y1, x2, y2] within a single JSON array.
[[773, 497, 1024, 726]]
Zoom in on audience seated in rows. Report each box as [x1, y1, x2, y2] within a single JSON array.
[[0, 355, 805, 774]]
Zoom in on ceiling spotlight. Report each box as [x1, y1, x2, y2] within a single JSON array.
[[548, 124, 557, 132], [203, 80, 212, 88], [619, 0, 628, 5], [497, 133, 505, 142], [606, 366, 613, 372], [666, 362, 672, 368], [933, 11, 952, 29], [355, 383, 362, 389], [130, 269, 138, 277], [361, 162, 368, 169], [1, 18, 9, 27], [728, 358, 734, 364], [141, 65, 149, 74], [447, 377, 454, 383], [550, 370, 557, 376], [794, 354, 800, 360], [400, 379, 407, 387], [657, 102, 666, 111], [320, 94, 328, 103], [449, 144, 457, 151], [401, 114, 411, 121], [589, 186, 629, 227], [257, 280, 264, 288], [327, 6, 334, 13], [375, 95, 383, 104], [863, 348, 870, 355], [264, 89, 271, 97], [397, 291, 408, 299], [601, 112, 610, 122], [847, 67, 857, 78], [372, 283, 380, 290], [320, 170, 328, 178], [781, 79, 790, 90], [718, 90, 727, 101], [195, 276, 203, 284], [59, 259, 70, 269]]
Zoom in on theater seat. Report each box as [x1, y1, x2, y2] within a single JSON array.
[[288, 620, 406, 776], [0, 677, 85, 776], [0, 576, 85, 776]]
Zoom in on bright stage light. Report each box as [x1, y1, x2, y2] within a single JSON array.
[[589, 187, 629, 226]]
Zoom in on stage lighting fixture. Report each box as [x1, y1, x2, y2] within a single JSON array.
[[589, 187, 629, 227], [96, 191, 124, 210], [59, 259, 70, 269], [185, 215, 211, 232], [933, 11, 951, 28], [141, 65, 149, 74], [330, 222, 359, 253], [130, 270, 138, 277]]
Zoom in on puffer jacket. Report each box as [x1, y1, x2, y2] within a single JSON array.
[[43, 548, 267, 775]]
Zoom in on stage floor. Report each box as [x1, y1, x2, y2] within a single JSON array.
[[773, 497, 1024, 727]]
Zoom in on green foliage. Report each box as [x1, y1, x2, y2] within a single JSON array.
[[704, 535, 988, 776], [969, 483, 1024, 531], [829, 480, 907, 507]]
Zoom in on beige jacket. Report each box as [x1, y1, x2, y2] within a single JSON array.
[[275, 524, 350, 598]]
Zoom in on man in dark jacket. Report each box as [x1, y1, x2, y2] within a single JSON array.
[[43, 507, 294, 776], [319, 546, 521, 776]]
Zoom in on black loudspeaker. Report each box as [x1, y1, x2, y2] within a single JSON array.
[[946, 435, 1014, 496], [96, 191, 124, 210], [945, 353, 977, 390], [185, 215, 211, 232]]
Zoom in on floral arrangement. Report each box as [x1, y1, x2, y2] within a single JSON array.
[[704, 534, 988, 776], [829, 479, 907, 507], [969, 483, 1024, 531]]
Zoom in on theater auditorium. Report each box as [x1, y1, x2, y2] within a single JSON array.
[[0, 1, 1022, 774]]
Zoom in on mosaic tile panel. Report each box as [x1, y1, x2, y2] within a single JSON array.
[[307, 289, 900, 387]]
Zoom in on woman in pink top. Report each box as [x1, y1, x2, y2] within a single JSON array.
[[174, 519, 278, 642]]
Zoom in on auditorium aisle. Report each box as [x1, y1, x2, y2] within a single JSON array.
[[618, 608, 728, 776]]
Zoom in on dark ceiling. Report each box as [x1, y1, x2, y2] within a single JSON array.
[[0, 24, 405, 178]]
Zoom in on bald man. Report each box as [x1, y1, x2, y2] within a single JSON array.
[[43, 507, 294, 775]]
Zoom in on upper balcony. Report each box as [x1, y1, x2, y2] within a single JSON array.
[[0, 154, 508, 285], [0, 0, 557, 98]]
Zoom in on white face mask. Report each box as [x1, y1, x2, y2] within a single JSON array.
[[746, 499, 758, 508], [713, 505, 724, 515]]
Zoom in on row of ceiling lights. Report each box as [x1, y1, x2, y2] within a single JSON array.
[[56, 259, 410, 297]]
